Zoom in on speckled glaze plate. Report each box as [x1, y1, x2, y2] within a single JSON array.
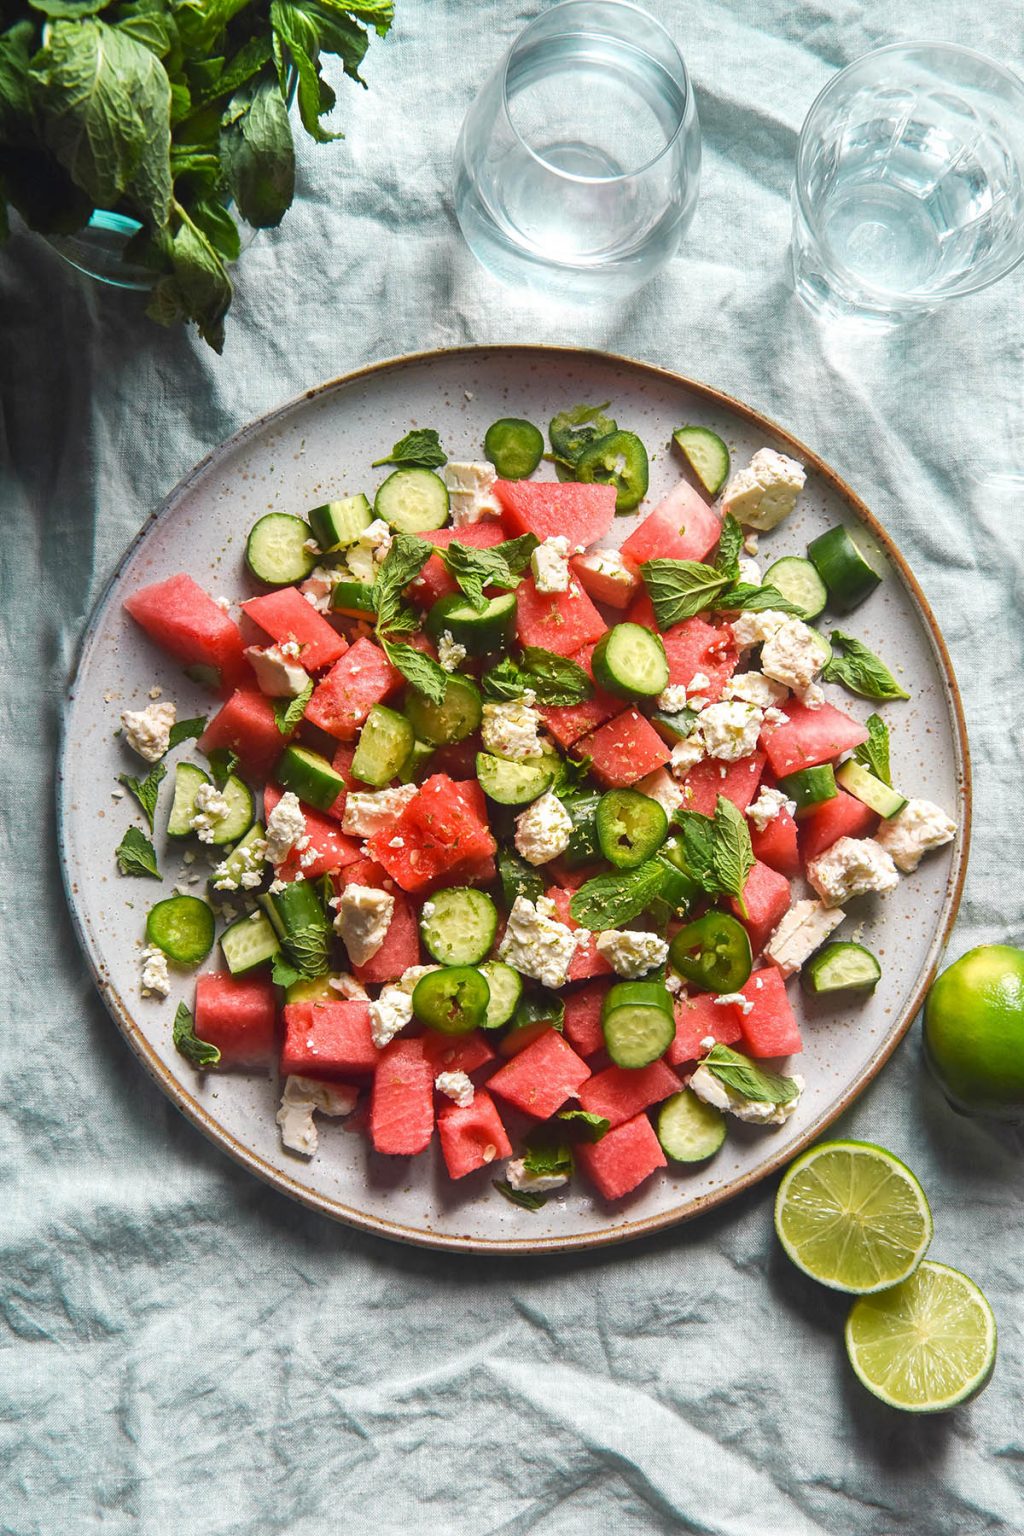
[[58, 346, 970, 1254]]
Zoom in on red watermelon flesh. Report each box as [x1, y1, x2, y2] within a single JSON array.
[[352, 892, 420, 985], [263, 783, 362, 877], [367, 775, 496, 893], [661, 616, 738, 699], [578, 709, 670, 788], [515, 574, 607, 658], [543, 887, 612, 982], [494, 478, 616, 546], [410, 522, 506, 606], [681, 752, 765, 817], [324, 742, 372, 821], [570, 550, 640, 609], [423, 1031, 496, 1077], [431, 740, 480, 781], [280, 1000, 379, 1076], [761, 700, 868, 777], [305, 637, 401, 741], [488, 1028, 591, 1119], [437, 1089, 512, 1179], [540, 643, 620, 748], [562, 980, 611, 1057], [730, 859, 792, 956], [668, 991, 744, 1066], [241, 586, 348, 672], [799, 789, 880, 862], [194, 972, 277, 1068], [337, 856, 392, 890], [370, 1037, 435, 1155], [199, 688, 291, 781], [578, 1060, 682, 1129], [737, 967, 802, 1057], [619, 481, 722, 565], [123, 572, 248, 695], [749, 803, 801, 878], [575, 1112, 667, 1201], [626, 589, 657, 628]]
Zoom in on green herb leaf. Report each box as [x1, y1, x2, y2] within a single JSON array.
[[569, 859, 667, 931], [205, 748, 239, 789], [702, 1042, 800, 1105], [555, 1108, 610, 1142], [522, 1140, 573, 1178], [190, 198, 241, 262], [166, 716, 207, 751], [172, 1001, 221, 1070], [710, 795, 755, 916], [270, 0, 342, 145], [640, 559, 731, 629], [371, 428, 447, 470], [219, 74, 295, 230], [493, 1179, 546, 1211], [115, 825, 161, 878], [714, 513, 743, 582], [373, 532, 431, 635], [822, 631, 910, 701], [521, 647, 592, 706], [853, 713, 892, 786], [284, 923, 330, 980], [553, 754, 593, 797], [380, 638, 448, 706], [271, 952, 303, 989], [442, 533, 538, 611], [513, 989, 565, 1034], [117, 761, 166, 832], [273, 680, 314, 734], [711, 582, 805, 617], [480, 657, 526, 702]]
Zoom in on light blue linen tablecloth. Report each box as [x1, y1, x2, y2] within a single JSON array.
[[2, 2, 1023, 1530]]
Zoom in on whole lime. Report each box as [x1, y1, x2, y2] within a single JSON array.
[[923, 945, 1024, 1119]]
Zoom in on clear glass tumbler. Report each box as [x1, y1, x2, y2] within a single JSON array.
[[792, 42, 1024, 328], [453, 0, 700, 304]]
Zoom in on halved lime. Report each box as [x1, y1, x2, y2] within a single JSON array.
[[774, 1139, 932, 1294], [845, 1261, 997, 1412]]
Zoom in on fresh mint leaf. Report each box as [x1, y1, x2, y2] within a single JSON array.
[[205, 748, 239, 788], [712, 582, 804, 617], [442, 533, 538, 611], [270, 0, 341, 145], [520, 647, 592, 707], [674, 809, 717, 886], [513, 990, 565, 1034], [219, 74, 295, 230], [271, 952, 303, 989], [154, 202, 232, 352], [115, 825, 161, 879], [371, 428, 447, 470], [556, 1109, 610, 1142], [166, 716, 206, 751], [702, 1042, 800, 1105], [190, 197, 241, 261], [273, 680, 313, 734], [373, 533, 431, 635], [822, 631, 910, 702], [711, 795, 755, 918], [553, 754, 592, 797], [570, 860, 667, 932], [522, 1140, 573, 1178], [493, 1179, 546, 1211], [380, 638, 448, 706], [117, 761, 166, 832], [481, 657, 526, 702], [714, 513, 743, 582], [172, 1001, 221, 1070], [640, 559, 731, 629], [284, 922, 330, 980], [853, 713, 892, 786], [192, 36, 272, 108], [28, 0, 111, 17]]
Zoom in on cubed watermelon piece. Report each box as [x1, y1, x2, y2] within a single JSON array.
[[280, 999, 379, 1076], [370, 1037, 435, 1155], [410, 523, 507, 606], [431, 740, 481, 781], [578, 1060, 682, 1129], [264, 783, 362, 877], [305, 637, 401, 741], [668, 991, 744, 1066], [575, 1112, 667, 1201], [123, 573, 248, 695], [661, 616, 738, 699], [799, 789, 880, 862], [619, 481, 722, 565], [577, 709, 670, 788], [544, 887, 612, 981], [323, 742, 371, 821], [352, 892, 421, 986], [241, 586, 348, 672], [761, 700, 869, 777], [336, 856, 392, 891], [367, 775, 496, 894], [570, 551, 640, 609], [515, 574, 607, 658], [749, 800, 801, 878], [625, 589, 657, 629], [730, 859, 792, 956], [562, 980, 612, 1057], [193, 972, 277, 1068], [681, 751, 765, 816], [737, 967, 802, 1057], [540, 642, 620, 748], [488, 1028, 591, 1119], [423, 1030, 496, 1076], [437, 1089, 512, 1179], [199, 688, 292, 782], [494, 478, 616, 546]]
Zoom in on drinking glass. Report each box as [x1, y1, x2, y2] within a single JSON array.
[[792, 42, 1024, 328], [453, 0, 700, 304]]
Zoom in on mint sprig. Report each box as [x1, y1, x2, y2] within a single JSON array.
[[166, 716, 207, 752], [640, 559, 731, 628], [172, 1001, 221, 1070], [674, 796, 755, 917], [569, 860, 667, 932], [441, 533, 538, 612], [273, 680, 313, 735], [380, 637, 448, 706], [117, 761, 166, 831], [115, 826, 161, 879], [853, 713, 892, 786], [493, 1180, 546, 1212], [702, 1042, 800, 1105], [822, 631, 910, 702], [371, 428, 447, 470]]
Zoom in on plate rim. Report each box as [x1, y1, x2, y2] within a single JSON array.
[[57, 344, 972, 1255]]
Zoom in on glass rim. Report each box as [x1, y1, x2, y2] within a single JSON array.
[[499, 0, 691, 185], [794, 39, 1024, 302]]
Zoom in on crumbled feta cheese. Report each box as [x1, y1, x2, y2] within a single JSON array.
[[743, 532, 759, 555], [666, 972, 685, 996], [343, 519, 392, 585], [300, 566, 335, 613], [763, 707, 790, 726], [595, 928, 669, 978], [690, 1063, 805, 1125], [531, 536, 571, 594], [148, 685, 162, 700], [369, 985, 414, 1048], [265, 791, 307, 865], [214, 595, 232, 612], [761, 619, 826, 694], [746, 786, 796, 832], [504, 1157, 569, 1194], [245, 643, 310, 698], [797, 683, 824, 711], [737, 556, 762, 586], [302, 538, 321, 556], [481, 699, 544, 761], [686, 672, 711, 695], [140, 946, 170, 997], [498, 895, 579, 989], [634, 768, 685, 818], [327, 972, 369, 1000], [669, 733, 706, 779], [111, 787, 124, 800], [279, 640, 302, 659], [334, 884, 395, 966], [874, 799, 957, 873], [806, 837, 900, 908], [514, 790, 573, 865], [443, 461, 501, 526], [722, 448, 806, 530], [121, 700, 176, 763], [713, 992, 754, 1016], [723, 671, 789, 709], [437, 630, 467, 673], [435, 1070, 475, 1108], [730, 609, 790, 651], [276, 1075, 358, 1156], [276, 1098, 318, 1156], [341, 784, 417, 838], [396, 964, 441, 995], [698, 700, 763, 761], [765, 900, 846, 977], [572, 547, 638, 599], [268, 877, 287, 894], [656, 684, 691, 715], [189, 781, 231, 843]]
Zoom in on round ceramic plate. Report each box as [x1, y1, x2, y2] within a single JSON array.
[[58, 346, 970, 1254]]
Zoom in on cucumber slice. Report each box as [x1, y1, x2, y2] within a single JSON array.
[[802, 941, 882, 995], [835, 760, 907, 819], [497, 848, 545, 910], [807, 526, 883, 613], [146, 895, 215, 966], [575, 430, 649, 514], [397, 738, 435, 784], [330, 579, 377, 618], [220, 910, 280, 976], [476, 751, 554, 807], [596, 788, 668, 870], [483, 418, 544, 480], [285, 972, 340, 1004], [309, 494, 373, 552], [351, 705, 414, 787], [602, 995, 675, 1069], [405, 675, 482, 745], [479, 961, 523, 1028], [245, 513, 317, 586], [374, 468, 449, 534], [560, 790, 602, 869], [261, 881, 330, 974], [657, 1088, 727, 1162], [275, 745, 345, 812], [211, 822, 266, 892], [420, 887, 499, 966], [778, 763, 837, 815], [167, 762, 210, 839], [763, 556, 828, 621], [672, 426, 731, 496], [592, 623, 669, 699], [209, 775, 256, 845], [425, 592, 517, 657]]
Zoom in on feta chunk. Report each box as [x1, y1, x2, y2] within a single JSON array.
[[334, 884, 395, 966], [713, 992, 753, 1016], [343, 518, 392, 585], [874, 799, 957, 873], [505, 1157, 569, 1194], [761, 619, 826, 694], [746, 786, 796, 833], [669, 733, 706, 779], [300, 566, 335, 614], [531, 536, 571, 594], [396, 964, 441, 995], [765, 900, 846, 977], [722, 448, 806, 531], [212, 835, 267, 891], [595, 928, 669, 978], [140, 946, 170, 998], [697, 700, 763, 762], [437, 630, 467, 673], [435, 1070, 475, 1108], [341, 784, 417, 838], [737, 556, 762, 586], [369, 984, 414, 1048], [656, 684, 691, 715], [690, 1063, 805, 1125], [572, 547, 638, 599], [498, 895, 579, 989], [634, 768, 685, 818], [443, 461, 501, 526], [797, 682, 825, 711], [276, 1075, 358, 1157], [121, 700, 176, 763], [189, 781, 231, 844], [481, 699, 544, 761], [327, 972, 370, 1000], [806, 837, 900, 908], [730, 609, 790, 652], [723, 671, 789, 709], [245, 643, 309, 699], [514, 790, 573, 865], [264, 791, 308, 866]]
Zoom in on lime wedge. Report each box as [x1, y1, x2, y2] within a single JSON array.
[[845, 1261, 997, 1412], [774, 1139, 932, 1293]]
